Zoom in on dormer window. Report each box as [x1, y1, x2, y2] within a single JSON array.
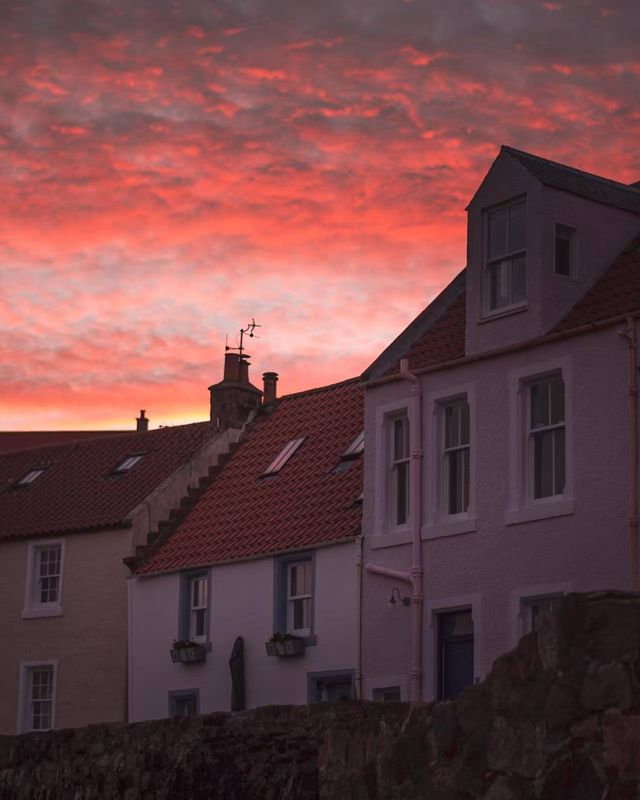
[[485, 197, 526, 313], [554, 223, 577, 278], [262, 437, 305, 477]]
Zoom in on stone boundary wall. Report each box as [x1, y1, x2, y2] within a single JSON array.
[[3, 592, 640, 799]]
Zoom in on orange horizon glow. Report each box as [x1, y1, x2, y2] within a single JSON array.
[[2, 1, 639, 430]]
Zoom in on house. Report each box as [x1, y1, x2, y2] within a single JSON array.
[[360, 146, 640, 703], [0, 413, 243, 734], [128, 376, 363, 720]]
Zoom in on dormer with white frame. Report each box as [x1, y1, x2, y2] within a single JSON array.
[[465, 146, 640, 356]]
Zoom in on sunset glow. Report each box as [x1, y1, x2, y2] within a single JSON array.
[[2, 0, 639, 429]]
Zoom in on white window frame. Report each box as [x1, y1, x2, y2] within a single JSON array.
[[442, 397, 471, 517], [424, 383, 477, 540], [286, 560, 312, 637], [17, 660, 57, 733], [483, 196, 527, 315], [189, 575, 208, 644], [554, 222, 578, 279], [506, 357, 574, 526], [509, 582, 573, 648], [527, 376, 566, 502], [22, 539, 65, 619], [390, 414, 410, 529]]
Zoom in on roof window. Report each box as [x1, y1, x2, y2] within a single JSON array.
[[262, 438, 305, 477], [341, 431, 364, 460], [112, 454, 145, 474], [16, 467, 47, 487]]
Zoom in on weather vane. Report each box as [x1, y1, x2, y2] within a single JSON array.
[[225, 318, 261, 358]]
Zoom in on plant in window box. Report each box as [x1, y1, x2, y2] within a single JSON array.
[[170, 639, 207, 663], [265, 632, 305, 657]]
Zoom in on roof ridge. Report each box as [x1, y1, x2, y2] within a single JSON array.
[[502, 145, 640, 195], [278, 376, 361, 402]]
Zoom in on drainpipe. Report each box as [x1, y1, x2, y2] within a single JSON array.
[[356, 535, 363, 700], [363, 358, 424, 703], [400, 357, 424, 704], [620, 317, 639, 591]]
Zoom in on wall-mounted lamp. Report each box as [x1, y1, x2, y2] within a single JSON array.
[[389, 588, 411, 608]]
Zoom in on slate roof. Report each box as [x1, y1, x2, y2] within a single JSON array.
[[138, 379, 363, 573], [503, 146, 640, 216], [0, 423, 220, 541], [0, 430, 130, 454]]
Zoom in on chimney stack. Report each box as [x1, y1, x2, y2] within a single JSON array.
[[262, 372, 279, 404], [209, 352, 262, 429], [136, 410, 149, 432]]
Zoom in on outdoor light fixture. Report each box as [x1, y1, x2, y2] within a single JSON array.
[[389, 588, 410, 607]]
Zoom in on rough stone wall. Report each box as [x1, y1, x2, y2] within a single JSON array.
[[3, 592, 640, 799]]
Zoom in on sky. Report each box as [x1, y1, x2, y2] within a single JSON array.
[[1, 0, 639, 430]]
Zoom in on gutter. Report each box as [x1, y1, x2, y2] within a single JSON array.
[[364, 357, 424, 703]]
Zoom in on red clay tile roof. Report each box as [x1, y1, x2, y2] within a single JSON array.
[[0, 423, 220, 540], [0, 430, 130, 454], [139, 379, 363, 573], [554, 237, 640, 332]]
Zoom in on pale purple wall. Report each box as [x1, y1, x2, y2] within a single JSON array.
[[129, 541, 358, 721], [465, 152, 640, 355], [362, 323, 637, 701]]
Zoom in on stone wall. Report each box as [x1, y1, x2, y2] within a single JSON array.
[[3, 592, 640, 799]]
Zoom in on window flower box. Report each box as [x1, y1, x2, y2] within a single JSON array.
[[170, 639, 207, 663], [265, 634, 305, 657]]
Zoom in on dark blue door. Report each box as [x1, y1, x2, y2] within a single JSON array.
[[438, 610, 474, 700]]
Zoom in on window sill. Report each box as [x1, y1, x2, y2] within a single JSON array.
[[505, 497, 574, 526], [422, 516, 477, 540], [479, 303, 527, 324], [370, 529, 414, 549], [22, 605, 63, 619]]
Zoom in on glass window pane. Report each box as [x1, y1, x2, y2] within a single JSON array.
[[445, 404, 459, 448], [462, 448, 470, 512], [395, 461, 408, 524], [460, 401, 470, 445], [533, 430, 554, 498], [394, 417, 408, 460], [508, 201, 526, 252], [531, 383, 549, 429], [290, 565, 299, 597], [447, 451, 460, 514], [488, 207, 507, 259], [488, 260, 510, 309], [301, 563, 312, 595], [555, 225, 574, 277], [554, 428, 566, 495], [293, 598, 309, 630], [511, 255, 526, 303], [550, 379, 565, 425]]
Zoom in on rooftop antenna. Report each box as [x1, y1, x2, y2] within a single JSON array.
[[225, 318, 261, 358]]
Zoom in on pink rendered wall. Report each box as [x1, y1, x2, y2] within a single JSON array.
[[362, 324, 637, 701], [465, 152, 640, 356]]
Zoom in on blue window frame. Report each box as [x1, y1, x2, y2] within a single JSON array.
[[179, 570, 210, 644], [273, 551, 316, 646]]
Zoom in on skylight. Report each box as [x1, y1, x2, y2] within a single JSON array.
[[341, 431, 364, 460], [113, 454, 144, 474], [16, 467, 47, 486], [262, 438, 305, 476]]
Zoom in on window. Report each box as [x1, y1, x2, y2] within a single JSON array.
[[23, 540, 64, 618], [263, 437, 305, 476], [20, 663, 56, 732], [341, 430, 364, 460], [179, 571, 209, 646], [529, 377, 565, 499], [443, 399, 470, 515], [287, 561, 312, 636], [189, 576, 208, 643], [169, 689, 199, 717], [555, 224, 576, 278], [112, 454, 145, 474], [308, 670, 355, 703], [391, 415, 409, 526], [273, 552, 315, 644], [522, 595, 562, 635], [16, 467, 47, 487], [485, 198, 526, 312]]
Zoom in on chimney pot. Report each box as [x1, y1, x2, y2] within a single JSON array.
[[136, 410, 149, 432], [263, 372, 279, 404]]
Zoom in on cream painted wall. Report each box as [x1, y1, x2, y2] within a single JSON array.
[[0, 527, 132, 734], [129, 541, 359, 722]]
